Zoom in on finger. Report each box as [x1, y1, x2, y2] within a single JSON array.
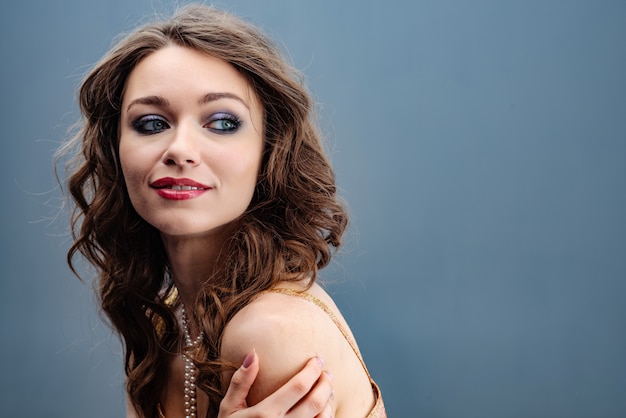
[[288, 370, 334, 418], [314, 400, 334, 418], [219, 348, 259, 413], [252, 356, 325, 413]]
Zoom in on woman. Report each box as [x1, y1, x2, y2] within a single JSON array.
[[63, 4, 385, 418]]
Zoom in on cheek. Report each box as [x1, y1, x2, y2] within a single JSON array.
[[219, 144, 263, 184], [118, 140, 131, 179], [118, 142, 146, 197], [119, 153, 136, 188]]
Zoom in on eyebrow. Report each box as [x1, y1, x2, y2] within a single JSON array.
[[125, 92, 249, 113], [126, 95, 169, 112], [199, 92, 250, 109]]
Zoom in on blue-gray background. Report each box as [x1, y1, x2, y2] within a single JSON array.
[[1, 1, 625, 417]]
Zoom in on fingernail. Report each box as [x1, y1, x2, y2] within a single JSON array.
[[242, 348, 255, 369], [325, 371, 334, 381], [330, 389, 335, 401], [316, 356, 324, 368]]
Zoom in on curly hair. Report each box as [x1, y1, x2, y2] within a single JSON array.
[[62, 4, 348, 417]]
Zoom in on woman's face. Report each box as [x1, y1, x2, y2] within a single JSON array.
[[119, 46, 264, 241]]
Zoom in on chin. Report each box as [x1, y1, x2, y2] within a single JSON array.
[[154, 218, 243, 241]]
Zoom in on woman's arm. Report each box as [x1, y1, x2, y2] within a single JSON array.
[[220, 288, 376, 418], [219, 349, 334, 418], [220, 293, 345, 417], [125, 352, 334, 418]]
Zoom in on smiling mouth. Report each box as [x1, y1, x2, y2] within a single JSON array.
[[149, 177, 211, 200]]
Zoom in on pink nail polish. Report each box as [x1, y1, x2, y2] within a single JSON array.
[[242, 349, 255, 368], [316, 356, 324, 368]]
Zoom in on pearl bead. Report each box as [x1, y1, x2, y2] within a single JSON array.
[[181, 305, 203, 418]]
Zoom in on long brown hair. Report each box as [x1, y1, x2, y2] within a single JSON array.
[[62, 4, 347, 417]]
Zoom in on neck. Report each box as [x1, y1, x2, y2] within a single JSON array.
[[161, 232, 224, 310]]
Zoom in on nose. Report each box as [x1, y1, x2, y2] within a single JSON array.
[[162, 123, 201, 167]]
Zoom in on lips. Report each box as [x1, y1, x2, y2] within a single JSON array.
[[150, 177, 211, 200]]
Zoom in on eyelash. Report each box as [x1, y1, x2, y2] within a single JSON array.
[[131, 115, 168, 134], [131, 113, 242, 135], [205, 113, 241, 134]]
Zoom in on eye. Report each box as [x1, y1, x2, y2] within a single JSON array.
[[131, 115, 170, 134], [206, 113, 241, 134]]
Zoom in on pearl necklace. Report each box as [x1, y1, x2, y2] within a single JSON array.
[[181, 306, 203, 418]]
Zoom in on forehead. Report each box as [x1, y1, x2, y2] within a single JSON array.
[[122, 45, 260, 110]]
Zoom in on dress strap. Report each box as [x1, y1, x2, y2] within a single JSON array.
[[262, 288, 373, 381]]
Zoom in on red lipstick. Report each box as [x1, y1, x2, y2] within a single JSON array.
[[149, 177, 211, 200]]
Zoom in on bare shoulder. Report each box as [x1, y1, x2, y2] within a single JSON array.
[[220, 282, 375, 416], [221, 285, 337, 398]]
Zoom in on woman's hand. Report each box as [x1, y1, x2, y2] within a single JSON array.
[[218, 349, 334, 418]]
